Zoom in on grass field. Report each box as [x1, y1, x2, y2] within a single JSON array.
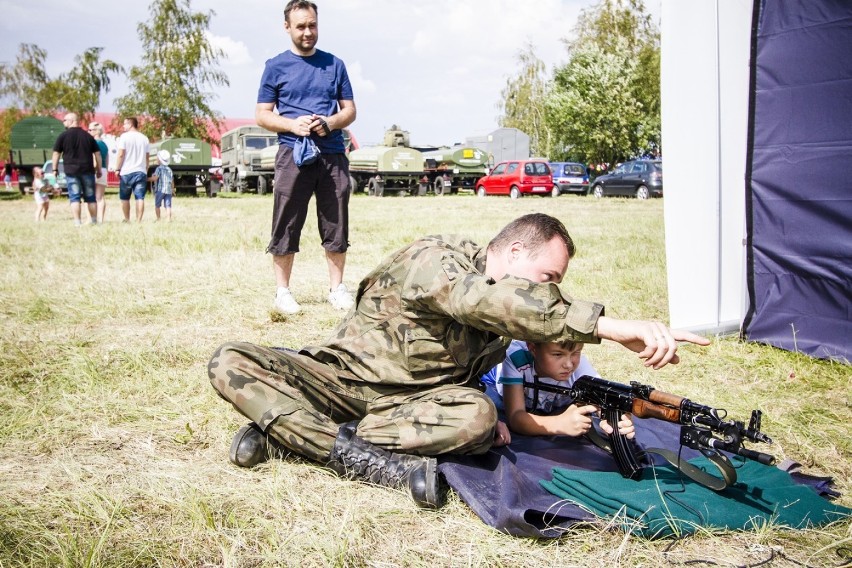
[[1, 190, 849, 567]]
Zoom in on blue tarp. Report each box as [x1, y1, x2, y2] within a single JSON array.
[[743, 0, 852, 361], [438, 418, 844, 538]]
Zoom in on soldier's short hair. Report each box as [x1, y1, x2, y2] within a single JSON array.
[[285, 0, 318, 22], [487, 213, 576, 260]]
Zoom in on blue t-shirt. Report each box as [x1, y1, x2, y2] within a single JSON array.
[[257, 49, 353, 154]]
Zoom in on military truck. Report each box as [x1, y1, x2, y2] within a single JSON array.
[[348, 125, 426, 196], [8, 116, 65, 194], [422, 146, 490, 195], [219, 125, 277, 194], [148, 137, 217, 197]]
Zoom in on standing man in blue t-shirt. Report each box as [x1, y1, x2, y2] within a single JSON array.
[[256, 0, 357, 315]]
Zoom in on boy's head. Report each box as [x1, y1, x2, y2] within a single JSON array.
[[33, 166, 43, 178], [527, 340, 584, 382], [157, 150, 171, 165]]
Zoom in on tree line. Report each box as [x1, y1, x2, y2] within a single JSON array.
[[499, 0, 661, 169], [0, 0, 228, 160]]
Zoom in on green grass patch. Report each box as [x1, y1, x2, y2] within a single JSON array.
[[0, 192, 849, 566]]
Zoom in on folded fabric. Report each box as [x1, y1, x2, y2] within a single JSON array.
[[541, 457, 851, 538], [294, 136, 320, 167]]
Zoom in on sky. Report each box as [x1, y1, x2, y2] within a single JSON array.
[[0, 0, 660, 147]]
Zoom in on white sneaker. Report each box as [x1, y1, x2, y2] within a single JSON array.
[[328, 283, 354, 310], [273, 288, 301, 314]]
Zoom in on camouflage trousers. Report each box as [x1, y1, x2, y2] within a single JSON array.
[[208, 341, 498, 462]]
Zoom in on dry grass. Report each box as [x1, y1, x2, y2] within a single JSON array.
[[0, 190, 849, 567]]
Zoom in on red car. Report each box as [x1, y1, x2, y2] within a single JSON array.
[[475, 159, 554, 199]]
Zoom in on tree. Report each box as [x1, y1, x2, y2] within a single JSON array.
[[497, 44, 553, 158], [61, 48, 124, 122], [546, 39, 644, 166], [0, 43, 122, 121], [114, 0, 229, 145], [0, 44, 51, 112], [0, 108, 25, 166], [549, 0, 661, 164]]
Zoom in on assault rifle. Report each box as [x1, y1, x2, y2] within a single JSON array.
[[524, 375, 775, 489]]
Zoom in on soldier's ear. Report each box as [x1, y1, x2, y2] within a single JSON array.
[[507, 241, 524, 263]]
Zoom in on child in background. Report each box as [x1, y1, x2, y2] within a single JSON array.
[[481, 339, 635, 440], [31, 166, 55, 221], [149, 149, 175, 221]]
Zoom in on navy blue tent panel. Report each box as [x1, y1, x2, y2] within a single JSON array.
[[743, 0, 852, 361]]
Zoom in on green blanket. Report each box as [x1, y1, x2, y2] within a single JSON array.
[[541, 457, 851, 538]]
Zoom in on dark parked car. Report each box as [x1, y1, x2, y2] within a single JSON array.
[[550, 162, 590, 195], [591, 159, 663, 199], [475, 159, 553, 199]]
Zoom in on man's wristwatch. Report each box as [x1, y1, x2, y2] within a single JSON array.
[[319, 119, 331, 136]]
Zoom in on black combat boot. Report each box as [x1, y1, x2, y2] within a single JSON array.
[[229, 423, 286, 468], [328, 422, 443, 509]]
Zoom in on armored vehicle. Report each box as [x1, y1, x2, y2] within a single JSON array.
[[219, 126, 277, 193], [348, 125, 426, 196], [8, 116, 65, 193], [422, 146, 490, 195], [148, 137, 217, 197]]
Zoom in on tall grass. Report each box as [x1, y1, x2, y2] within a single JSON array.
[[0, 191, 849, 567]]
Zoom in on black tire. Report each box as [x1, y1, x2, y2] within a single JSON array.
[[635, 185, 650, 200], [257, 175, 268, 195], [550, 185, 560, 198], [477, 185, 486, 198], [510, 186, 521, 200], [349, 175, 358, 194], [593, 184, 604, 199]]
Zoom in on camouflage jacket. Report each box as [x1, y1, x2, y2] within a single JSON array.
[[304, 234, 604, 389]]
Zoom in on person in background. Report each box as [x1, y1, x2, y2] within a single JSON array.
[[255, 0, 357, 315], [52, 113, 102, 226], [4, 162, 12, 190], [149, 149, 175, 222], [112, 117, 150, 223], [88, 122, 109, 223], [31, 166, 56, 221]]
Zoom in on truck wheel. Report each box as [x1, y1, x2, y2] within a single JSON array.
[[349, 175, 358, 194], [433, 177, 444, 196], [369, 178, 384, 197], [257, 175, 268, 195]]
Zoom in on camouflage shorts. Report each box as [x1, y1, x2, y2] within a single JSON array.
[[208, 341, 497, 461]]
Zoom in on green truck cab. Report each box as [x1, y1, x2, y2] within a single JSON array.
[[8, 116, 65, 194]]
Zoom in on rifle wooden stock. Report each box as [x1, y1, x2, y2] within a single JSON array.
[[646, 389, 684, 408], [631, 398, 681, 422]]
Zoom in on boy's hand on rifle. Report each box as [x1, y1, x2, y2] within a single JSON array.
[[599, 413, 636, 440], [557, 404, 598, 437]]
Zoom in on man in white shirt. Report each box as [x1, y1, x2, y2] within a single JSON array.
[[112, 117, 150, 222]]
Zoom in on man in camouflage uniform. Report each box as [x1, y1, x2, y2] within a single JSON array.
[[208, 213, 709, 507]]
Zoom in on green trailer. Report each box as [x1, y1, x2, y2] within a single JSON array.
[[148, 138, 218, 197], [422, 146, 490, 195], [348, 145, 426, 196], [8, 116, 65, 194]]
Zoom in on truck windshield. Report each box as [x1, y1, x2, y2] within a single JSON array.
[[245, 137, 275, 150]]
